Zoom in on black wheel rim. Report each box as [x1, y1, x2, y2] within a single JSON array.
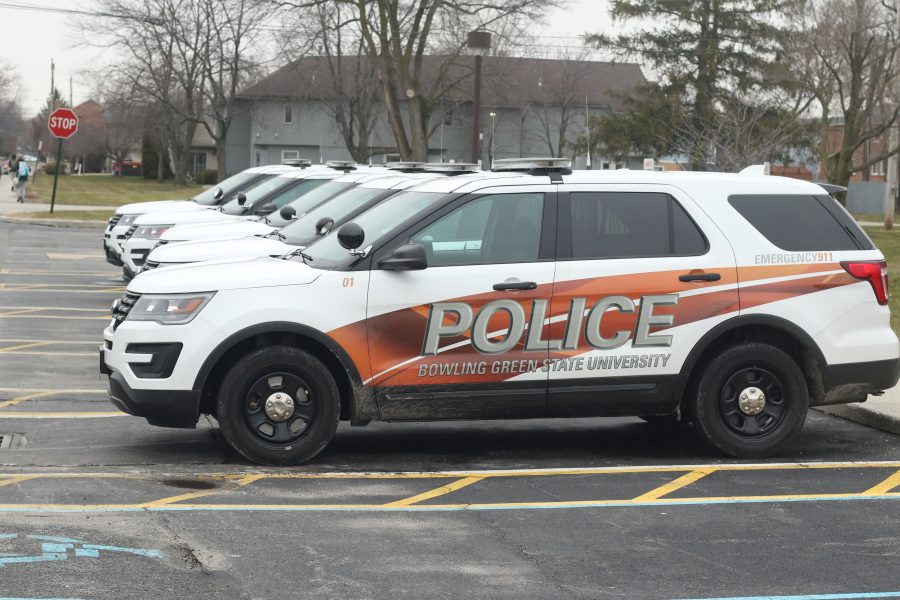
[[718, 366, 787, 439], [242, 371, 316, 446]]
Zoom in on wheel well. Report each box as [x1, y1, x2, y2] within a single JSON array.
[[679, 324, 825, 409], [199, 332, 354, 421]]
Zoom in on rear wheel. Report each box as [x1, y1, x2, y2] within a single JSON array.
[[687, 342, 808, 458], [216, 345, 340, 465]]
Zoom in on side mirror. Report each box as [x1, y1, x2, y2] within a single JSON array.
[[337, 222, 365, 250], [236, 192, 247, 206], [279, 206, 297, 221], [315, 217, 334, 236], [378, 243, 427, 271], [255, 202, 277, 215], [213, 187, 223, 200]]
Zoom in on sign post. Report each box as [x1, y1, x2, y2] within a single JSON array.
[[47, 107, 79, 214]]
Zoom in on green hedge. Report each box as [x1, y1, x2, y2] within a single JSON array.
[[195, 169, 218, 185]]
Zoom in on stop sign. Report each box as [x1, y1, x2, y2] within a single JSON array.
[[48, 107, 79, 139]]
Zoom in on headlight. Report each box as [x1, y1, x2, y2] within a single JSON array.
[[119, 214, 138, 226], [127, 293, 215, 325], [133, 225, 173, 239]]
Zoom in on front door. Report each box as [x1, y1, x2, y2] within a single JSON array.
[[365, 187, 557, 420], [546, 185, 739, 416]]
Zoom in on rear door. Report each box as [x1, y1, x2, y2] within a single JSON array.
[[365, 186, 557, 420], [546, 184, 739, 416]]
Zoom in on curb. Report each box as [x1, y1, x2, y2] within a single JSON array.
[[0, 215, 107, 229], [815, 404, 900, 437]]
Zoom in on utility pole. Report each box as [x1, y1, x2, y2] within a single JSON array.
[[585, 95, 592, 170], [885, 0, 900, 230]]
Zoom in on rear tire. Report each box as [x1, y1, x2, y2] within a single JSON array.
[[216, 345, 340, 465], [687, 342, 808, 458]]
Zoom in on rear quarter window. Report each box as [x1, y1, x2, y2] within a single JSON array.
[[728, 194, 874, 251]]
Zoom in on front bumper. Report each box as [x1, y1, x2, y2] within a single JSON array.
[[106, 369, 200, 428]]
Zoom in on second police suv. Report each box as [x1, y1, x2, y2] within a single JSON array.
[[100, 159, 900, 464]]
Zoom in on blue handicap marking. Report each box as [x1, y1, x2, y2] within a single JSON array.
[[0, 533, 160, 567]]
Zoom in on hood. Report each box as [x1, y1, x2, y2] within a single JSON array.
[[134, 208, 238, 227], [129, 256, 322, 294], [161, 220, 276, 243], [150, 235, 292, 264], [116, 200, 201, 215]]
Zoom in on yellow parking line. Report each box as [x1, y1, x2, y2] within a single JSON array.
[[0, 475, 39, 488], [141, 475, 263, 508], [0, 306, 109, 312], [0, 339, 98, 345], [384, 475, 487, 507], [863, 469, 900, 495], [0, 308, 44, 317], [0, 351, 95, 356], [0, 387, 105, 393], [0, 390, 59, 409], [0, 315, 111, 320], [0, 341, 53, 353], [632, 468, 715, 501], [0, 288, 123, 294]]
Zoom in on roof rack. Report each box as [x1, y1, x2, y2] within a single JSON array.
[[385, 161, 426, 172], [422, 162, 480, 175], [491, 157, 572, 182], [282, 158, 312, 168], [325, 160, 357, 172]]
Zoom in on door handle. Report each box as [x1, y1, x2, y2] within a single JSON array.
[[679, 272, 721, 282], [493, 281, 538, 291]]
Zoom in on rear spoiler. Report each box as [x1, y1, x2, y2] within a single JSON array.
[[818, 183, 848, 196]]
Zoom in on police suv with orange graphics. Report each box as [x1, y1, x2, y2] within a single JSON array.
[[100, 159, 900, 464]]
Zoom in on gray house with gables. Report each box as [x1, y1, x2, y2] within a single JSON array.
[[223, 55, 647, 174]]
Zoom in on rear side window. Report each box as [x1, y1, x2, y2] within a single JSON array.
[[728, 195, 873, 251], [569, 192, 707, 259]]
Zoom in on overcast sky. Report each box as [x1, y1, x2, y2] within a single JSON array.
[[0, 0, 610, 115]]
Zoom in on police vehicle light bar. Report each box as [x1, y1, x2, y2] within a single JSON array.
[[491, 158, 572, 172], [385, 162, 425, 171], [282, 158, 312, 167], [325, 160, 357, 171], [422, 163, 480, 173]]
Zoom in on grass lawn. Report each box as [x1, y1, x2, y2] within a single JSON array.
[[27, 174, 204, 207], [14, 210, 114, 221], [852, 212, 885, 223], [864, 226, 900, 335]]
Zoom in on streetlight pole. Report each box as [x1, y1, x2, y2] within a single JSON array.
[[489, 112, 496, 165], [885, 0, 900, 230], [467, 31, 491, 167]]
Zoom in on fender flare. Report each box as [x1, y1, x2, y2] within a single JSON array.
[[192, 321, 364, 392], [677, 314, 827, 392]]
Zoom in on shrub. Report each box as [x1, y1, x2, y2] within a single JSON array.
[[196, 169, 218, 185], [43, 161, 68, 175]]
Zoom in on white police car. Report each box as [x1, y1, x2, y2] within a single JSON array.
[[102, 159, 900, 464]]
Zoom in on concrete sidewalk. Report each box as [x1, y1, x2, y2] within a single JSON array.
[[0, 171, 109, 214], [817, 385, 900, 436]]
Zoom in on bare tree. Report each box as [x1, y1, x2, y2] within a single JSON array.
[[798, 0, 900, 189], [0, 62, 25, 155], [278, 0, 565, 161], [523, 51, 592, 158]]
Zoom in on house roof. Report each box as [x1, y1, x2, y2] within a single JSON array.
[[238, 55, 646, 111]]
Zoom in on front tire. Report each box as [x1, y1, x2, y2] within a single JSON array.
[[216, 345, 340, 465], [687, 342, 808, 458]]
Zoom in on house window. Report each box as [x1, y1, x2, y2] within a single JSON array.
[[281, 150, 300, 163], [872, 161, 886, 176], [284, 104, 294, 124], [442, 107, 463, 128], [191, 152, 207, 176]]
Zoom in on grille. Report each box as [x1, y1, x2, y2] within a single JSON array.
[[109, 214, 122, 227], [143, 260, 159, 271], [112, 291, 141, 330], [125, 225, 138, 239]]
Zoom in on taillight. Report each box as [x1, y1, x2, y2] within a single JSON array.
[[841, 260, 889, 305]]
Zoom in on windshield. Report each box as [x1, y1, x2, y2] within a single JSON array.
[[266, 181, 355, 227], [220, 175, 300, 215], [192, 172, 260, 205], [298, 191, 445, 269], [281, 186, 389, 246]]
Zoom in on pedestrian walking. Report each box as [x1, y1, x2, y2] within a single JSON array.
[[10, 155, 19, 192], [15, 156, 30, 203]]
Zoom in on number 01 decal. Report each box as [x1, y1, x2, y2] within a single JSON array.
[[342, 277, 355, 288]]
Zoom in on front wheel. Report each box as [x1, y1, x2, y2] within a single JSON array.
[[687, 342, 808, 458], [216, 345, 340, 465]]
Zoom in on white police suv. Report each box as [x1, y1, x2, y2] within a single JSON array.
[[101, 159, 900, 464], [104, 165, 301, 266]]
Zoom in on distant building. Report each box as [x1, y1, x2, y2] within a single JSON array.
[[224, 55, 648, 173]]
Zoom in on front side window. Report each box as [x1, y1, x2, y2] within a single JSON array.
[[569, 192, 707, 259], [220, 175, 295, 215], [410, 193, 544, 267], [281, 186, 387, 245], [192, 172, 261, 205]]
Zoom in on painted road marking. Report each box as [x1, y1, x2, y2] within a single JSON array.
[[0, 412, 124, 419], [1, 269, 118, 276], [0, 533, 160, 567], [45, 253, 105, 261], [679, 591, 900, 599], [864, 468, 900, 495], [0, 391, 59, 409], [384, 475, 486, 507], [0, 307, 109, 320], [0, 461, 897, 513], [0, 340, 103, 358]]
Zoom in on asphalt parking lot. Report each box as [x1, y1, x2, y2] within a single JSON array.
[[0, 220, 899, 600]]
